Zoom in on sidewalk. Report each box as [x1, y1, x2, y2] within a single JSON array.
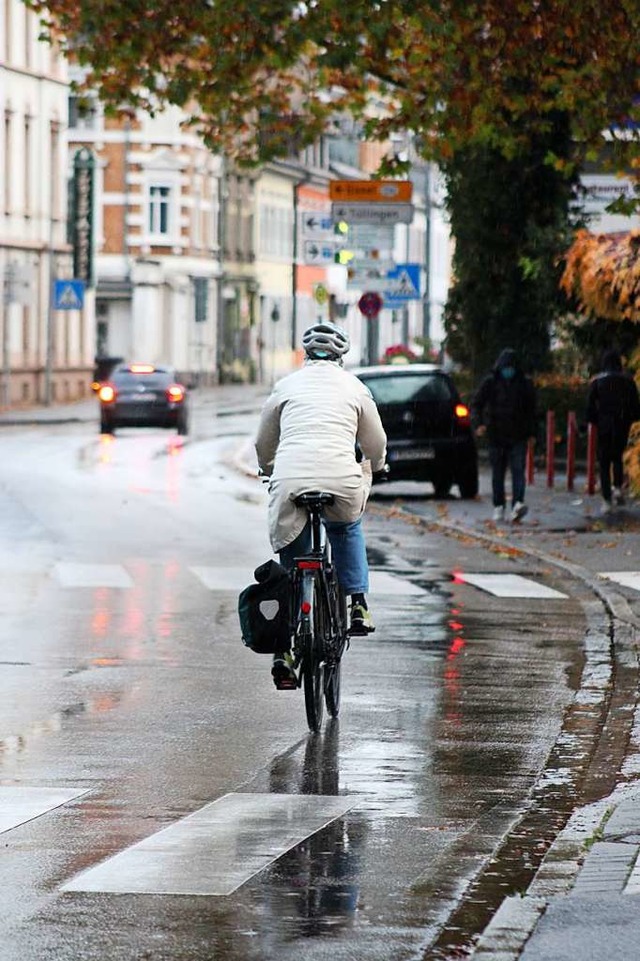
[[410, 477, 640, 960]]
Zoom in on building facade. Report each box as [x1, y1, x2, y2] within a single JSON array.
[[1, 0, 92, 406], [68, 92, 223, 384]]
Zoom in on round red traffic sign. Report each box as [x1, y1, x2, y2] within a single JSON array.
[[357, 291, 384, 318]]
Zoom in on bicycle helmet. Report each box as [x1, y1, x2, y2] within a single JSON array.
[[302, 323, 350, 360]]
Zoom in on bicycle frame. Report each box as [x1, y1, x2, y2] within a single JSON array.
[[288, 493, 348, 731]]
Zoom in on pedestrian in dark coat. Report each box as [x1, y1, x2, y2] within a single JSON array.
[[586, 349, 640, 511], [471, 348, 537, 522]]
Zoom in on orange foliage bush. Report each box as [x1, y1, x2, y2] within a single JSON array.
[[561, 229, 640, 322]]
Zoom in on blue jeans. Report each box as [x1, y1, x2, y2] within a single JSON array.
[[279, 519, 369, 595], [489, 440, 526, 507]]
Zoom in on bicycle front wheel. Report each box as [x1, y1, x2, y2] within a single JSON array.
[[324, 582, 347, 718], [300, 572, 325, 733], [303, 635, 324, 732], [324, 660, 341, 717]]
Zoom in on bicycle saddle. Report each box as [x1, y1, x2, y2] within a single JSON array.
[[293, 491, 335, 508]]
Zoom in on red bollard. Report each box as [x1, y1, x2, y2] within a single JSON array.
[[586, 423, 597, 495], [566, 411, 576, 492], [546, 410, 555, 488], [526, 437, 535, 485]]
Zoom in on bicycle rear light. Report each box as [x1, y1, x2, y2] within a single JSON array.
[[297, 560, 322, 569], [301, 601, 312, 614]]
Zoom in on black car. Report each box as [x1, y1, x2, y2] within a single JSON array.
[[353, 364, 478, 498], [97, 364, 189, 436]]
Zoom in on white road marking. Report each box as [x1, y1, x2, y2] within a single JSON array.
[[54, 563, 133, 588], [0, 786, 88, 834], [457, 573, 568, 599], [190, 566, 255, 591], [369, 570, 426, 596], [599, 571, 640, 591], [192, 566, 425, 595], [61, 792, 355, 896]]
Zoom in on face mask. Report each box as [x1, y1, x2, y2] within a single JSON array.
[[501, 366, 515, 380]]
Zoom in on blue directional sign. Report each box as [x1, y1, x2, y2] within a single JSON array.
[[54, 279, 85, 310], [382, 263, 421, 306]]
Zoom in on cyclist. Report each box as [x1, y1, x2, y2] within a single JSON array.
[[255, 322, 388, 686]]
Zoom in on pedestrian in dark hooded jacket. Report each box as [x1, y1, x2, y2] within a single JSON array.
[[586, 349, 640, 512], [471, 348, 537, 522]]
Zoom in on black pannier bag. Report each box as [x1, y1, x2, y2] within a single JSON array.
[[238, 559, 291, 654]]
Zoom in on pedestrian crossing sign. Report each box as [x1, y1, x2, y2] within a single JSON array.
[[53, 279, 85, 310], [382, 263, 421, 306]]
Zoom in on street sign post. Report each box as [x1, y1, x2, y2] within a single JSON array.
[[348, 263, 421, 299], [303, 240, 343, 265], [329, 180, 412, 203], [53, 279, 85, 310], [331, 203, 414, 225], [357, 291, 384, 318]]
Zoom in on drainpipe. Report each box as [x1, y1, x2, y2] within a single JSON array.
[[291, 171, 312, 352]]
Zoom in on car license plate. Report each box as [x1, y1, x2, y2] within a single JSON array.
[[392, 448, 436, 461], [124, 393, 155, 402]]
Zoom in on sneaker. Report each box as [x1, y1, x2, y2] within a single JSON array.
[[613, 487, 625, 506], [349, 603, 375, 635], [600, 498, 613, 515], [271, 653, 297, 690], [492, 505, 505, 522], [510, 502, 528, 522]]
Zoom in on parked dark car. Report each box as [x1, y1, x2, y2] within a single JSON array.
[[353, 364, 478, 498], [97, 364, 189, 436]]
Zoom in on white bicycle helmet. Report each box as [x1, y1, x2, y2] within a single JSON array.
[[302, 323, 350, 360]]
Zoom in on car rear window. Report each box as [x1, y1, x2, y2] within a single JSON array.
[[360, 373, 454, 405], [112, 370, 172, 389]]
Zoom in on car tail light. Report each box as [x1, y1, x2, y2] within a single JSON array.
[[130, 364, 155, 373], [166, 384, 185, 402], [98, 384, 116, 403], [455, 403, 470, 426]]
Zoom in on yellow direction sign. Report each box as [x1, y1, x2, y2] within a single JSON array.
[[313, 283, 329, 306], [329, 180, 413, 203]]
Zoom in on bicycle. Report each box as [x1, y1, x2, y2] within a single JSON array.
[[285, 491, 349, 733]]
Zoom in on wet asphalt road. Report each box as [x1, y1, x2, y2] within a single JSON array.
[[0, 399, 590, 960]]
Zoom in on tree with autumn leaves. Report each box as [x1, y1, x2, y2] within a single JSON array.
[[27, 0, 640, 375]]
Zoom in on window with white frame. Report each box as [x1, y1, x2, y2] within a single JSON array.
[[148, 184, 172, 238]]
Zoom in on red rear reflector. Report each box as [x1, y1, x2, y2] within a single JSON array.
[[98, 384, 116, 403], [166, 384, 185, 402], [301, 601, 312, 614], [455, 404, 469, 419], [130, 364, 155, 373], [297, 560, 322, 569]]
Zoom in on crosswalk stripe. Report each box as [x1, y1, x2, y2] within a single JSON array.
[[456, 573, 568, 599], [54, 563, 133, 588], [190, 566, 257, 591], [61, 792, 355, 896], [599, 571, 640, 591], [369, 570, 425, 595], [0, 786, 88, 834]]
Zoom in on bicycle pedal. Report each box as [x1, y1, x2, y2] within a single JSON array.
[[273, 675, 298, 691], [348, 624, 375, 636]]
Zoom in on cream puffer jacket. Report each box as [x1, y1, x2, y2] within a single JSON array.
[[255, 360, 387, 552]]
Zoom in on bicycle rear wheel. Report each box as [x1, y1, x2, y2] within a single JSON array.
[[301, 574, 324, 733]]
